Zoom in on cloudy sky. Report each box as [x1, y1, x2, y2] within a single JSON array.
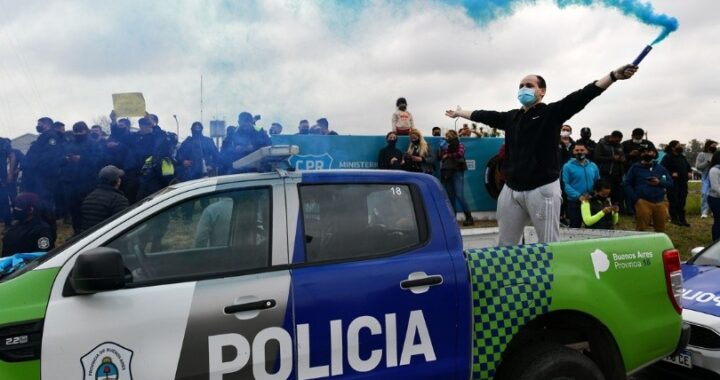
[[0, 0, 715, 143]]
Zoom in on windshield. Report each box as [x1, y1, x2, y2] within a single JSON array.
[[0, 191, 164, 283]]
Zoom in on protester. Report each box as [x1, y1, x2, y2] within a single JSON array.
[[296, 120, 310, 135], [61, 122, 101, 234], [138, 131, 177, 199], [595, 131, 627, 213], [401, 129, 435, 174], [624, 147, 672, 232], [79, 165, 129, 232], [377, 132, 403, 170], [622, 128, 657, 170], [220, 112, 272, 174], [102, 112, 131, 169], [1, 192, 55, 257], [90, 125, 106, 143], [445, 64, 638, 245], [440, 130, 473, 226], [696, 139, 718, 218], [177, 122, 220, 182], [705, 151, 720, 241], [575, 127, 597, 159], [392, 97, 414, 136], [23, 117, 65, 210], [580, 179, 619, 230], [269, 122, 283, 135], [558, 125, 575, 165], [316, 118, 337, 135], [561, 142, 600, 228], [661, 140, 693, 227]]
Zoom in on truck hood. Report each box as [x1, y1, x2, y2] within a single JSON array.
[[681, 264, 720, 317]]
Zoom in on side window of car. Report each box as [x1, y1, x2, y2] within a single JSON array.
[[105, 188, 271, 284], [300, 184, 424, 263]]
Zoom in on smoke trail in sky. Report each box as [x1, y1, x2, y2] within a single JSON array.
[[443, 0, 678, 45]]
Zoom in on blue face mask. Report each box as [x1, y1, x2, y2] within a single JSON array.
[[517, 87, 536, 107]]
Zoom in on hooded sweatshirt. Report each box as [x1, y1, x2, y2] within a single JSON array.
[[561, 158, 600, 201]]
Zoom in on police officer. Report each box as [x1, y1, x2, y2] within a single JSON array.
[[1, 192, 55, 257], [61, 122, 101, 234], [177, 122, 220, 182], [220, 112, 271, 174], [123, 117, 164, 203], [23, 117, 65, 209], [102, 111, 131, 170]]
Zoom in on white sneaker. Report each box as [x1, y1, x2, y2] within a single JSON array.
[[702, 214, 709, 219]]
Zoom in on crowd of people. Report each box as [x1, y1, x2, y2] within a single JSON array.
[[0, 110, 322, 257]]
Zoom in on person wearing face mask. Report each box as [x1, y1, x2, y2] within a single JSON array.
[[177, 122, 220, 182], [561, 142, 600, 228], [660, 140, 693, 227], [576, 127, 597, 159], [624, 147, 672, 232], [1, 192, 54, 258], [220, 111, 272, 174], [445, 64, 638, 245], [580, 179, 619, 230], [60, 122, 100, 234], [401, 129, 435, 174], [378, 132, 403, 170], [22, 117, 65, 210], [392, 97, 414, 136], [441, 130, 474, 226], [696, 139, 718, 218], [558, 125, 575, 165], [621, 128, 657, 171]]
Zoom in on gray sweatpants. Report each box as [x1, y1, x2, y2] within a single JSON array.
[[496, 180, 562, 246]]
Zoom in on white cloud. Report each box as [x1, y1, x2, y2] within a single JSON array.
[[0, 0, 716, 145]]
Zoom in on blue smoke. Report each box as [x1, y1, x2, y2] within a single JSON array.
[[446, 0, 678, 45]]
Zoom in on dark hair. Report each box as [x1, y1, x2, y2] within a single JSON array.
[[396, 97, 407, 107], [317, 118, 328, 127], [632, 128, 644, 137], [594, 178, 612, 192], [704, 139, 718, 153], [432, 126, 441, 132], [118, 118, 130, 127], [611, 131, 623, 139], [53, 121, 65, 129], [573, 141, 586, 148], [535, 75, 546, 89], [710, 151, 720, 168], [299, 119, 309, 125], [72, 121, 89, 133], [38, 117, 54, 125], [149, 114, 159, 124], [191, 121, 203, 130], [138, 117, 152, 127], [385, 131, 396, 139], [665, 140, 680, 153]]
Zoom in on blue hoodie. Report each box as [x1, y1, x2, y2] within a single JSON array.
[[562, 158, 600, 201], [624, 161, 673, 204]]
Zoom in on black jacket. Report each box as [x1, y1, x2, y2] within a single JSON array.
[[378, 145, 403, 170], [80, 184, 130, 232], [622, 139, 657, 170], [470, 82, 604, 191], [660, 153, 692, 184], [2, 218, 55, 257], [594, 137, 625, 177]]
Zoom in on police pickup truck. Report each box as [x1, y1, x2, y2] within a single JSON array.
[[0, 167, 688, 379]]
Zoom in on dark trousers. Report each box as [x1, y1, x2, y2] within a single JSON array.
[[667, 181, 689, 222], [65, 186, 92, 235], [121, 170, 141, 204], [709, 196, 720, 241], [603, 173, 625, 213], [566, 199, 582, 228], [442, 171, 471, 217], [0, 185, 11, 225]]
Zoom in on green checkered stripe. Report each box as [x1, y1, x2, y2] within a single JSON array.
[[466, 244, 554, 379]]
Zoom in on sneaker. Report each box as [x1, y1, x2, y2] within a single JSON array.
[[702, 214, 709, 219]]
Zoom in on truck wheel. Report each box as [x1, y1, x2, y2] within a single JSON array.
[[499, 343, 605, 380]]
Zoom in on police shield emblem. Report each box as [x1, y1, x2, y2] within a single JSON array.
[[81, 342, 133, 380]]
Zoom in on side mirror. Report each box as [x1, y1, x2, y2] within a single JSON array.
[[691, 246, 705, 257], [70, 247, 126, 294]]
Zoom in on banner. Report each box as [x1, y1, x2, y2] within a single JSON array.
[[271, 135, 504, 211], [112, 92, 146, 117]]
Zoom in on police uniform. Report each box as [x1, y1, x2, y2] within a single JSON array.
[[1, 218, 55, 257]]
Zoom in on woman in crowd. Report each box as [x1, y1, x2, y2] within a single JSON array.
[[660, 140, 692, 227], [377, 132, 403, 170], [696, 139, 718, 218], [402, 129, 434, 174], [705, 151, 720, 241], [440, 130, 474, 226]]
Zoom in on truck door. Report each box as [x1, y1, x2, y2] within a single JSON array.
[[291, 181, 463, 379], [42, 183, 296, 379]]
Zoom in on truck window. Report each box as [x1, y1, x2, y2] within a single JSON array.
[[300, 184, 424, 262], [105, 188, 271, 284]]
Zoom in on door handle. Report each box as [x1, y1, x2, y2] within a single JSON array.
[[401, 274, 443, 291], [224, 299, 276, 314]]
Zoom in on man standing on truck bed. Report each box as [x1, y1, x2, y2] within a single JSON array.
[[446, 64, 637, 245]]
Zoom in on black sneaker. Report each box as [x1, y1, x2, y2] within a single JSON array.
[[463, 217, 474, 227]]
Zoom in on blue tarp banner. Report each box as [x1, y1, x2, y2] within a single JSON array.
[[271, 135, 504, 211]]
